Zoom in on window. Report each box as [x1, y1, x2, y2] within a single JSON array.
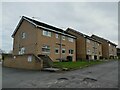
[[62, 49, 66, 54], [87, 50, 90, 53], [55, 48, 59, 54], [68, 37, 74, 42], [99, 51, 101, 55], [43, 30, 51, 37], [56, 34, 59, 38], [87, 39, 90, 43], [28, 56, 32, 62], [109, 44, 111, 46], [42, 45, 50, 53], [69, 49, 74, 54], [62, 36, 65, 40], [21, 32, 26, 39], [19, 47, 25, 55]]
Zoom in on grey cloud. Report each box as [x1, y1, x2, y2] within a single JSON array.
[[2, 2, 118, 51]]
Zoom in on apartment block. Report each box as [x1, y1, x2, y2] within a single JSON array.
[[91, 35, 117, 59], [66, 28, 102, 60], [12, 16, 76, 62]]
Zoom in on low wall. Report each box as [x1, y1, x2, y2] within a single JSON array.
[[3, 54, 43, 70]]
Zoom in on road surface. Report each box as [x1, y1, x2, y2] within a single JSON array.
[[2, 60, 118, 88]]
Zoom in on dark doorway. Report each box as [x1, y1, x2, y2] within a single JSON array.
[[94, 55, 97, 60], [86, 55, 89, 60], [67, 56, 73, 62]]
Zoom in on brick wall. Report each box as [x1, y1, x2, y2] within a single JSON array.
[[3, 54, 43, 70]]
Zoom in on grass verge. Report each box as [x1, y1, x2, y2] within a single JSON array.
[[53, 60, 105, 71]]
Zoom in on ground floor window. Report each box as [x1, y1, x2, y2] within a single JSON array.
[[62, 49, 66, 54], [69, 49, 74, 54], [19, 47, 25, 55], [42, 45, 50, 53], [55, 48, 59, 54], [28, 55, 32, 62]]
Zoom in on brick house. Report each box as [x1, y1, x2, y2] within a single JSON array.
[[91, 34, 117, 59], [12, 16, 76, 62], [66, 28, 102, 60]]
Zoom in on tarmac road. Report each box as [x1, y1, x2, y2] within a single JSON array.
[[2, 60, 118, 88]]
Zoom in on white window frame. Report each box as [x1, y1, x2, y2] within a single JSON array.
[[69, 49, 74, 54], [56, 34, 59, 38], [62, 48, 66, 54], [28, 56, 32, 62], [62, 36, 65, 40], [19, 47, 25, 55], [68, 37, 74, 42], [21, 32, 26, 39], [43, 30, 51, 37], [42, 45, 50, 53], [55, 48, 59, 54]]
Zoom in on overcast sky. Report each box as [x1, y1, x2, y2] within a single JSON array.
[[1, 2, 118, 52]]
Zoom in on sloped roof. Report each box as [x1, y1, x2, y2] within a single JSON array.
[[66, 28, 101, 44], [66, 28, 85, 36], [12, 16, 76, 38], [91, 34, 117, 46]]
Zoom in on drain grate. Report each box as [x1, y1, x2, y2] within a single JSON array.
[[83, 77, 97, 82]]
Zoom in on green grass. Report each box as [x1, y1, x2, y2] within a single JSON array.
[[53, 60, 104, 70]]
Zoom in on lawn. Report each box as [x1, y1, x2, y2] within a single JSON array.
[[53, 60, 104, 70]]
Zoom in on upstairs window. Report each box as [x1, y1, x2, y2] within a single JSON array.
[[43, 30, 51, 37], [69, 49, 74, 54], [21, 32, 26, 39], [62, 49, 66, 54], [19, 47, 25, 55], [62, 36, 65, 40], [68, 37, 74, 42], [56, 34, 59, 38], [42, 45, 50, 53]]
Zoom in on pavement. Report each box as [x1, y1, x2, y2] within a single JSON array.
[[2, 60, 118, 88]]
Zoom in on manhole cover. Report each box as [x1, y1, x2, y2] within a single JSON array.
[[57, 77, 69, 80], [83, 77, 97, 82]]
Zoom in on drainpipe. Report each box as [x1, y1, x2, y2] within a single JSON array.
[[60, 34, 62, 62], [17, 33, 21, 54]]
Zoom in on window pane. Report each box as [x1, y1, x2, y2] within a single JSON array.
[[55, 48, 59, 54], [56, 34, 59, 38], [43, 30, 46, 35], [20, 47, 25, 54], [68, 37, 73, 42], [43, 30, 51, 37], [48, 32, 51, 37], [62, 36, 65, 40], [69, 49, 74, 54], [42, 45, 50, 53], [62, 49, 65, 54], [22, 32, 26, 39]]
